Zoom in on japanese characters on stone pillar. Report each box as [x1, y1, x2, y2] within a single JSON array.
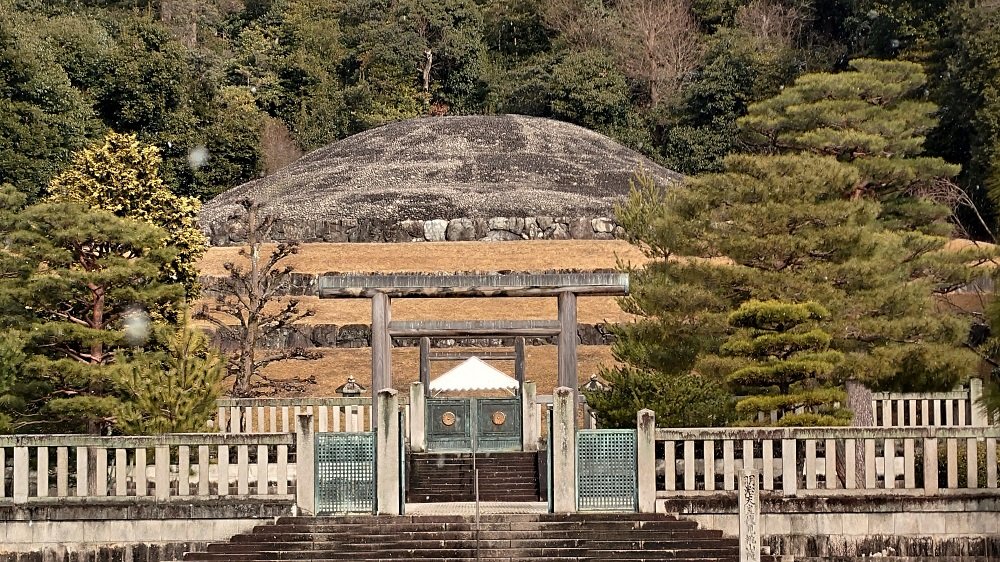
[[739, 469, 761, 562]]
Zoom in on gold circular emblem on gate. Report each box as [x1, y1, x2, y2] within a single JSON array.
[[492, 411, 507, 426], [441, 411, 456, 426]]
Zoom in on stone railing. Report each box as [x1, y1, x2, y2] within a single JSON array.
[[748, 378, 990, 427], [215, 397, 374, 433], [215, 397, 412, 441], [647, 425, 1000, 499], [0, 432, 299, 504], [871, 377, 989, 427], [205, 216, 623, 245]]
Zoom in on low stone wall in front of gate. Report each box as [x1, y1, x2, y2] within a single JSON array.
[[641, 422, 1000, 561], [0, 431, 310, 561], [659, 495, 1000, 560], [0, 500, 292, 561]]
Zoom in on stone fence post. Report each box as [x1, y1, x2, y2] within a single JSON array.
[[13, 445, 28, 503], [409, 382, 426, 452], [376, 389, 401, 515], [739, 469, 761, 562], [552, 386, 576, 513], [522, 381, 538, 452], [637, 409, 656, 513], [970, 377, 988, 426], [295, 412, 315, 515]]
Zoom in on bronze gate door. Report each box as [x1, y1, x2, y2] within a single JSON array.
[[426, 397, 521, 452]]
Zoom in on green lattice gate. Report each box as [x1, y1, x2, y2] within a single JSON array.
[[576, 429, 637, 512], [315, 432, 375, 514]]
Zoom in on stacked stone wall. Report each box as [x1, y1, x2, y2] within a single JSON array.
[[205, 216, 622, 245]]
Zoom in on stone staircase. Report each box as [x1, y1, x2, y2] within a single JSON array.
[[183, 513, 767, 562], [407, 452, 541, 503]]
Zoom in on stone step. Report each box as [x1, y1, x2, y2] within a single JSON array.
[[259, 519, 704, 532], [185, 512, 747, 562], [274, 513, 682, 523], [235, 529, 726, 542]]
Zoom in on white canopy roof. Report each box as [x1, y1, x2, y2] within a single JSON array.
[[429, 357, 518, 395]]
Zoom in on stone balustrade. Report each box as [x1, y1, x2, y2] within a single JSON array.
[[870, 378, 989, 427], [646, 426, 1000, 500], [215, 397, 374, 433], [747, 378, 990, 427], [214, 397, 412, 442], [0, 432, 297, 504]]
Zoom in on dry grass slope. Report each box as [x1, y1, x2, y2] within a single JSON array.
[[199, 240, 638, 396], [196, 240, 646, 324]]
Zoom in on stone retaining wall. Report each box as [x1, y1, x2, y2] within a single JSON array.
[[208, 322, 616, 349], [658, 495, 1000, 561], [204, 216, 622, 245], [0, 499, 293, 561]]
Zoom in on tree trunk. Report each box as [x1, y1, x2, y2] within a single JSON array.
[[837, 379, 874, 487], [423, 50, 432, 92], [234, 203, 261, 398], [90, 286, 105, 365]]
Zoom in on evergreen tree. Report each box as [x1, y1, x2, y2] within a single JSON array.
[[48, 132, 207, 297], [0, 7, 99, 202], [0, 191, 183, 433], [926, 3, 1000, 240], [718, 300, 849, 426], [600, 146, 979, 427], [739, 59, 962, 236], [115, 311, 224, 434]]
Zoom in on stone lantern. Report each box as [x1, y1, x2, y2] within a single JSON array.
[[336, 376, 366, 398], [580, 374, 607, 393]]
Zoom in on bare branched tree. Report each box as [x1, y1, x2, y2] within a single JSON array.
[[196, 199, 318, 397], [613, 0, 703, 105], [261, 117, 303, 175], [735, 0, 809, 52], [542, 0, 615, 51]]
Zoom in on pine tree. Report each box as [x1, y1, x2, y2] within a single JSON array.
[[0, 191, 183, 433], [115, 311, 224, 434], [601, 150, 978, 427], [739, 58, 961, 236], [48, 132, 207, 297], [718, 300, 849, 426], [739, 58, 994, 423]]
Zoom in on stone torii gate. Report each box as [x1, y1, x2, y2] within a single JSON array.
[[317, 272, 630, 427]]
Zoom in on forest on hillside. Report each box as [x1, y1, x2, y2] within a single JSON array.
[[2, 0, 999, 237]]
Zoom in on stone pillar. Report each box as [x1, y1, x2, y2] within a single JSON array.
[[409, 382, 426, 453], [739, 469, 761, 562], [970, 377, 987, 426], [419, 337, 431, 395], [637, 409, 656, 513], [522, 381, 538, 452], [295, 412, 315, 515], [371, 291, 392, 430], [552, 386, 577, 513], [13, 446, 28, 503], [781, 439, 797, 496], [515, 337, 526, 389], [924, 436, 939, 495], [376, 389, 401, 515]]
